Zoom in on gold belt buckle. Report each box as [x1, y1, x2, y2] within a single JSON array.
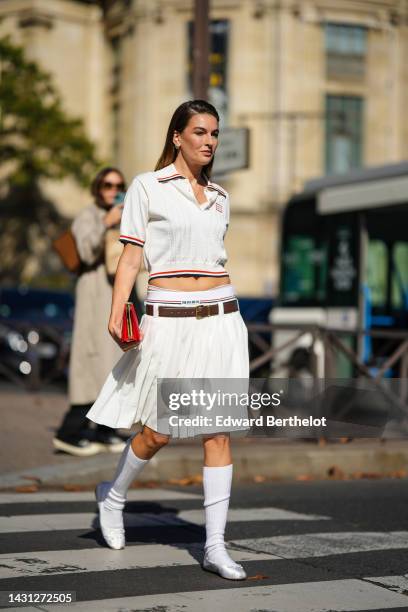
[[195, 304, 210, 319]]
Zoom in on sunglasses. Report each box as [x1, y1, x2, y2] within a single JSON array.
[[101, 181, 125, 191]]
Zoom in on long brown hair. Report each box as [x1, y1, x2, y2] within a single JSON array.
[[91, 166, 126, 208], [155, 100, 220, 178]]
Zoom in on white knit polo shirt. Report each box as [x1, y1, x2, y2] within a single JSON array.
[[119, 162, 230, 281]]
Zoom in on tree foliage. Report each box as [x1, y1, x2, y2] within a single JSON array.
[[0, 35, 103, 285], [0, 34, 100, 187]]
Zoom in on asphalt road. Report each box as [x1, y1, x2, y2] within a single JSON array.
[[0, 478, 408, 610]]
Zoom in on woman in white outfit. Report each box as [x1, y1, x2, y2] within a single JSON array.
[[86, 100, 250, 580]]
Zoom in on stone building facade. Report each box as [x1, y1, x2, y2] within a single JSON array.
[[1, 0, 407, 294]]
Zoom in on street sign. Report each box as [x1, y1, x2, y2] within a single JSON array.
[[212, 127, 250, 175]]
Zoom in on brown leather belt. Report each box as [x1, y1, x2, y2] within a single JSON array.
[[145, 299, 238, 319]]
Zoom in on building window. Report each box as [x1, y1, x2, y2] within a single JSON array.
[[187, 19, 229, 126], [325, 23, 367, 80], [110, 36, 122, 162], [325, 95, 363, 175]]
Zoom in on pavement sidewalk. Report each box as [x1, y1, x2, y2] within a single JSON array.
[[2, 437, 408, 490], [1, 385, 408, 489]]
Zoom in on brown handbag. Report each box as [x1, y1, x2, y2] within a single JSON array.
[[52, 228, 81, 274]]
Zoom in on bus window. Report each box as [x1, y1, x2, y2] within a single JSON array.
[[367, 240, 387, 308], [392, 242, 408, 309], [282, 236, 327, 304]]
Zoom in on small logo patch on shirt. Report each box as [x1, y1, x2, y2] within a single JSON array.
[[216, 203, 223, 213]]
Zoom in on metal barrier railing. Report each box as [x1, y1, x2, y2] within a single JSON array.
[[247, 322, 408, 430]]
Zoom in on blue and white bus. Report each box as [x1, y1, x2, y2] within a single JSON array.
[[271, 161, 408, 377]]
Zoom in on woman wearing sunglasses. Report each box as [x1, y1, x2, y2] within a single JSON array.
[[87, 101, 249, 580], [53, 167, 140, 456]]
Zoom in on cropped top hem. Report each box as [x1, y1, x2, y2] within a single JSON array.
[[148, 265, 229, 280]]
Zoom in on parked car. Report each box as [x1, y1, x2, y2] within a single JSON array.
[[0, 286, 74, 389]]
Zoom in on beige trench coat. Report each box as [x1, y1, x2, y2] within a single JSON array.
[[68, 203, 123, 405]]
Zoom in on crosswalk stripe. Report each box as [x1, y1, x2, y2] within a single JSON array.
[[0, 507, 330, 533], [1, 531, 407, 579], [0, 489, 201, 504], [0, 544, 279, 579], [1, 493, 405, 611], [24, 580, 408, 611], [178, 507, 330, 523], [232, 531, 408, 559], [364, 574, 408, 593]]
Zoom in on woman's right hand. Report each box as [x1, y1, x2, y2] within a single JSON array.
[[103, 204, 124, 229], [108, 316, 144, 352], [108, 244, 144, 352]]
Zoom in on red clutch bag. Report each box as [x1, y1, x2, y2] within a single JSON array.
[[121, 302, 141, 343]]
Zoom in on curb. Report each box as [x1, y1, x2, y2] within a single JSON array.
[[1, 440, 408, 489]]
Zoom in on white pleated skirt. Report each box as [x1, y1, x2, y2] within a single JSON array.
[[86, 284, 251, 439]]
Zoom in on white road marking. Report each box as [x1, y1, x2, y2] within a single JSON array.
[[2, 531, 408, 579], [33, 580, 408, 612], [232, 531, 408, 558], [363, 574, 408, 594], [180, 507, 330, 523], [0, 507, 330, 533], [0, 489, 201, 504], [0, 543, 278, 579]]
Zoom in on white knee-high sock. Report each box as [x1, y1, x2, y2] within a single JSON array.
[[203, 464, 237, 565], [102, 436, 149, 529]]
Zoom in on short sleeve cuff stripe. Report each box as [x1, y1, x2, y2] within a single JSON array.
[[119, 234, 145, 246]]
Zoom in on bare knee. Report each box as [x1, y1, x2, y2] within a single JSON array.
[[202, 433, 230, 450], [142, 427, 170, 451]]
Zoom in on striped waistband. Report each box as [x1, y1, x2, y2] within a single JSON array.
[[148, 268, 229, 280], [145, 283, 235, 305]]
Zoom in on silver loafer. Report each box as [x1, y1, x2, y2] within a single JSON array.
[[202, 554, 247, 580]]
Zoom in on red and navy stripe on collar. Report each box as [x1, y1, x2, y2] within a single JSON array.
[[157, 173, 184, 183], [206, 184, 227, 198], [156, 172, 227, 198]]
